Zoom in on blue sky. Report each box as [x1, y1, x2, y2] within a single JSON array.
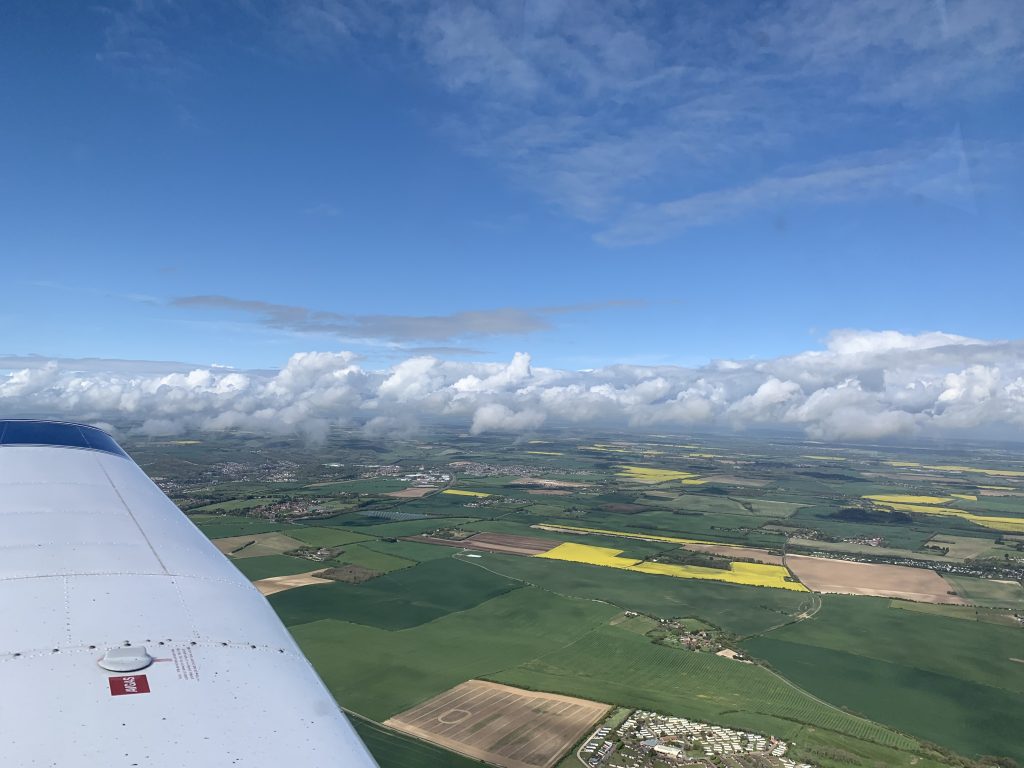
[[2, 0, 1022, 374]]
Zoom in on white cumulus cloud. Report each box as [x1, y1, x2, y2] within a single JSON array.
[[4, 330, 1024, 442]]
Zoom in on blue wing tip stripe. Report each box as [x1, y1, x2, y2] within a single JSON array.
[[0, 420, 128, 457]]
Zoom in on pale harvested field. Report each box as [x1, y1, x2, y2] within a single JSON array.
[[467, 532, 561, 555], [787, 555, 966, 604], [385, 486, 436, 498], [683, 543, 784, 565], [385, 680, 609, 768], [213, 531, 306, 559], [527, 489, 571, 495], [412, 532, 559, 556], [252, 570, 332, 596]]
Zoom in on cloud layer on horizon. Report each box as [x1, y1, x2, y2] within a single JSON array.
[[4, 329, 1024, 443]]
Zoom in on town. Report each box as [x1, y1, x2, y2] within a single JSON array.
[[580, 710, 813, 768]]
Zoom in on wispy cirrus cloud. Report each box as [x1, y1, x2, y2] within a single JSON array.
[[170, 295, 642, 343], [596, 136, 988, 245], [96, 1, 1024, 244]]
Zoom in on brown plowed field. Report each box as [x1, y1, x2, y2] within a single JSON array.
[[409, 532, 560, 556], [385, 486, 436, 498], [787, 554, 967, 604], [683, 543, 784, 565], [384, 680, 610, 768]]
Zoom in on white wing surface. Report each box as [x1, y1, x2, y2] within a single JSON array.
[[0, 420, 378, 767]]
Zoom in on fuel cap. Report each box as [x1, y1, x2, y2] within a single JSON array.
[[98, 645, 153, 672]]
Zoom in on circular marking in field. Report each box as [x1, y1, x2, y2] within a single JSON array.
[[438, 708, 472, 725]]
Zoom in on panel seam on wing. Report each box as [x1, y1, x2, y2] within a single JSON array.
[[94, 455, 172, 576]]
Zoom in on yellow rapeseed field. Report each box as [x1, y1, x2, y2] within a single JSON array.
[[802, 455, 845, 461], [866, 500, 1024, 534], [633, 560, 803, 590], [442, 489, 490, 498], [537, 543, 640, 568], [950, 493, 978, 501], [885, 461, 1024, 478], [536, 542, 806, 591], [616, 465, 699, 484], [928, 465, 1024, 477], [863, 494, 954, 505]]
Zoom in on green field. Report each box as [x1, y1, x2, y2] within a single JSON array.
[[287, 527, 374, 547], [359, 538, 462, 562], [270, 558, 520, 629], [742, 636, 1022, 761], [333, 543, 416, 573], [289, 587, 619, 720], [889, 599, 1023, 627], [192, 516, 291, 538], [231, 554, 322, 580], [943, 574, 1024, 609], [328, 517, 482, 537], [747, 595, 1024, 692], [636, 493, 804, 518], [741, 595, 1024, 760], [456, 551, 811, 636], [191, 497, 278, 513], [351, 715, 484, 767], [489, 622, 918, 750]]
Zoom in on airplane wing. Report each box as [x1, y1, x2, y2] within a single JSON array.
[[0, 420, 378, 767]]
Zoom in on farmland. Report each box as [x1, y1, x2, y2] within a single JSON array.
[[456, 552, 815, 636], [270, 557, 521, 629], [289, 588, 620, 720], [488, 623, 923, 755], [536, 542, 806, 590], [385, 680, 609, 768], [741, 595, 1024, 759], [351, 715, 486, 768], [125, 426, 1024, 767], [785, 555, 962, 603]]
